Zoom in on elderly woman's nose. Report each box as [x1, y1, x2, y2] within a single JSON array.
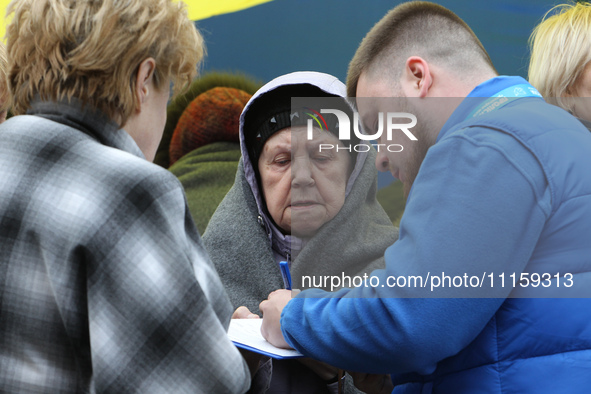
[[375, 149, 390, 172], [291, 158, 314, 187]]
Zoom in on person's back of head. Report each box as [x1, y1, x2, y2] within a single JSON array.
[[528, 2, 591, 115], [347, 1, 496, 97], [0, 42, 10, 122], [6, 0, 203, 126], [168, 87, 252, 166]]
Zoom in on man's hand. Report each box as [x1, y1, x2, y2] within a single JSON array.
[[259, 289, 293, 349], [232, 306, 260, 319], [348, 372, 394, 394]]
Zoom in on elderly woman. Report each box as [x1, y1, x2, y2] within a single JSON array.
[[528, 2, 591, 130], [0, 1, 251, 392], [204, 71, 397, 393]]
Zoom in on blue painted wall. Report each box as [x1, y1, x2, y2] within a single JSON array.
[[196, 0, 558, 84], [195, 0, 560, 187]]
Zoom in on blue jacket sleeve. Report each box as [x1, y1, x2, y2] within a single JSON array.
[[280, 130, 551, 375]]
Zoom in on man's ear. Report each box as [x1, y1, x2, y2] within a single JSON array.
[[402, 56, 432, 98], [134, 57, 157, 108]]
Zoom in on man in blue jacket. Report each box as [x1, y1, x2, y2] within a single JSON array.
[[260, 2, 591, 393]]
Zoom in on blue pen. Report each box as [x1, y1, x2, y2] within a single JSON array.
[[279, 261, 292, 290]]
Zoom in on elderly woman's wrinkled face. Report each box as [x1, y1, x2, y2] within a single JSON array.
[[258, 126, 352, 238]]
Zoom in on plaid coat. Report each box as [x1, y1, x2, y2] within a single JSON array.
[[0, 100, 250, 393]]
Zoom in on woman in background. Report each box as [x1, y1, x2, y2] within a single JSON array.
[[529, 2, 591, 130]]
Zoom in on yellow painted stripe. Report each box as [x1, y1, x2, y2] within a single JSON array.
[[0, 0, 274, 42], [185, 0, 273, 21], [0, 0, 11, 43]]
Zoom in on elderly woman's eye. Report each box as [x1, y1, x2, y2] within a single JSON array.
[[274, 156, 290, 165], [314, 155, 331, 162]]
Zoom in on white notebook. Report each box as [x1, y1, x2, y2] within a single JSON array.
[[228, 319, 304, 359]]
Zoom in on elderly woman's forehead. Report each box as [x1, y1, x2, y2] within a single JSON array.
[[291, 126, 342, 141], [265, 125, 337, 139]]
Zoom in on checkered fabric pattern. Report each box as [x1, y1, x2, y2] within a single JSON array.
[[0, 100, 250, 393]]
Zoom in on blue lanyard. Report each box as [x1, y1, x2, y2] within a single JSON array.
[[466, 84, 543, 120]]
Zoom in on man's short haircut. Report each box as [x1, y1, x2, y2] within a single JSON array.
[[6, 0, 204, 126], [528, 2, 591, 113], [347, 1, 495, 97], [0, 42, 10, 113]]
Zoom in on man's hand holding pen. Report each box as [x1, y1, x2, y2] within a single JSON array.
[[259, 289, 293, 349]]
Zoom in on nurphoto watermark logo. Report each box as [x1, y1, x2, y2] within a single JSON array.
[[292, 96, 419, 153], [306, 109, 418, 153]]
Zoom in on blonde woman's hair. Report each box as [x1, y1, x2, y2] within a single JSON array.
[[0, 42, 10, 113], [529, 2, 591, 113], [6, 0, 204, 126]]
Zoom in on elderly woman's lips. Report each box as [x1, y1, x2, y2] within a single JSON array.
[[290, 201, 318, 207]]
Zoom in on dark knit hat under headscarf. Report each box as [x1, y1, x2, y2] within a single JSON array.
[[169, 87, 252, 165], [242, 83, 357, 168]]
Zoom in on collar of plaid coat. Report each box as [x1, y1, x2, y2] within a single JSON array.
[[27, 98, 145, 159]]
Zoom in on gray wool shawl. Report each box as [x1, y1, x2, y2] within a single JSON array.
[[203, 148, 398, 315]]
